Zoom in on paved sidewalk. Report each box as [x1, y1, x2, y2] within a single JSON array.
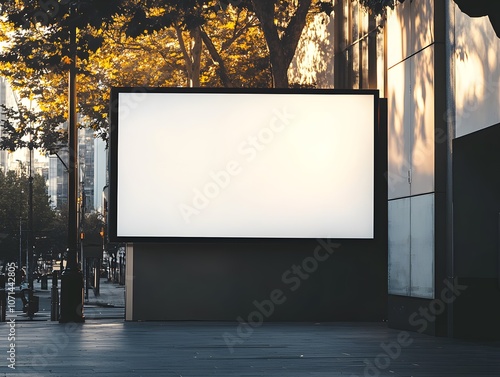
[[11, 278, 124, 321], [84, 278, 125, 308], [1, 321, 499, 376]]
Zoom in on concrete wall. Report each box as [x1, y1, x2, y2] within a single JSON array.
[[289, 0, 500, 339], [386, 0, 449, 336], [126, 238, 387, 321], [449, 2, 500, 340], [387, 0, 437, 300], [453, 7, 500, 137], [452, 123, 500, 339], [386, 0, 500, 340]]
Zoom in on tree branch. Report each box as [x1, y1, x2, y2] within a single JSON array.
[[189, 27, 202, 87], [199, 26, 233, 87], [175, 24, 193, 86], [282, 0, 313, 65]]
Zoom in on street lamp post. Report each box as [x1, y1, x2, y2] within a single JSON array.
[[27, 146, 33, 289], [17, 160, 24, 271], [19, 218, 22, 272], [59, 15, 85, 323]]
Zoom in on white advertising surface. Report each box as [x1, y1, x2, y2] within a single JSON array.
[[114, 91, 375, 239]]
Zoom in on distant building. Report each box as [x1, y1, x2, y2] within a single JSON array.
[[48, 149, 69, 209], [48, 125, 106, 214], [0, 77, 49, 177], [79, 127, 95, 213], [94, 137, 107, 213], [0, 77, 20, 172]]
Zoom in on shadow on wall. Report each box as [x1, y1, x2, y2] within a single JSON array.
[[288, 12, 334, 88], [454, 5, 500, 137], [454, 0, 500, 38], [387, 0, 440, 199]]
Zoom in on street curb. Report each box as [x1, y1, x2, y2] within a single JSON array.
[[85, 301, 125, 308]]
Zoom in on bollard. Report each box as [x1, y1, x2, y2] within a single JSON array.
[[0, 290, 5, 322], [41, 274, 48, 290], [51, 271, 59, 321], [21, 288, 38, 320], [0, 275, 5, 322]]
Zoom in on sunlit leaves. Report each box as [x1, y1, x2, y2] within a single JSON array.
[[0, 104, 67, 152], [0, 0, 300, 150], [200, 7, 271, 87]]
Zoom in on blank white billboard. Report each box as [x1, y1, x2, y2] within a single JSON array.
[[110, 89, 376, 240]]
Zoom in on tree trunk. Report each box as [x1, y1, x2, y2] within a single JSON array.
[[267, 40, 289, 88], [190, 27, 202, 87], [199, 26, 233, 87], [251, 0, 284, 87], [251, 0, 312, 88], [175, 25, 202, 87]]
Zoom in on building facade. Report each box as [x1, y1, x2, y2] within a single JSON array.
[[79, 126, 96, 213], [0, 78, 49, 179], [385, 0, 500, 340], [0, 77, 16, 172], [110, 0, 499, 337], [291, 0, 500, 339]]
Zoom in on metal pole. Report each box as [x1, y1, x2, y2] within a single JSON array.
[[28, 147, 33, 290], [19, 218, 22, 272], [445, 0, 456, 338], [59, 17, 84, 323], [18, 161, 24, 273], [51, 270, 59, 321]]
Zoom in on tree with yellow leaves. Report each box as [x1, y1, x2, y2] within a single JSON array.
[[0, 0, 272, 149]]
